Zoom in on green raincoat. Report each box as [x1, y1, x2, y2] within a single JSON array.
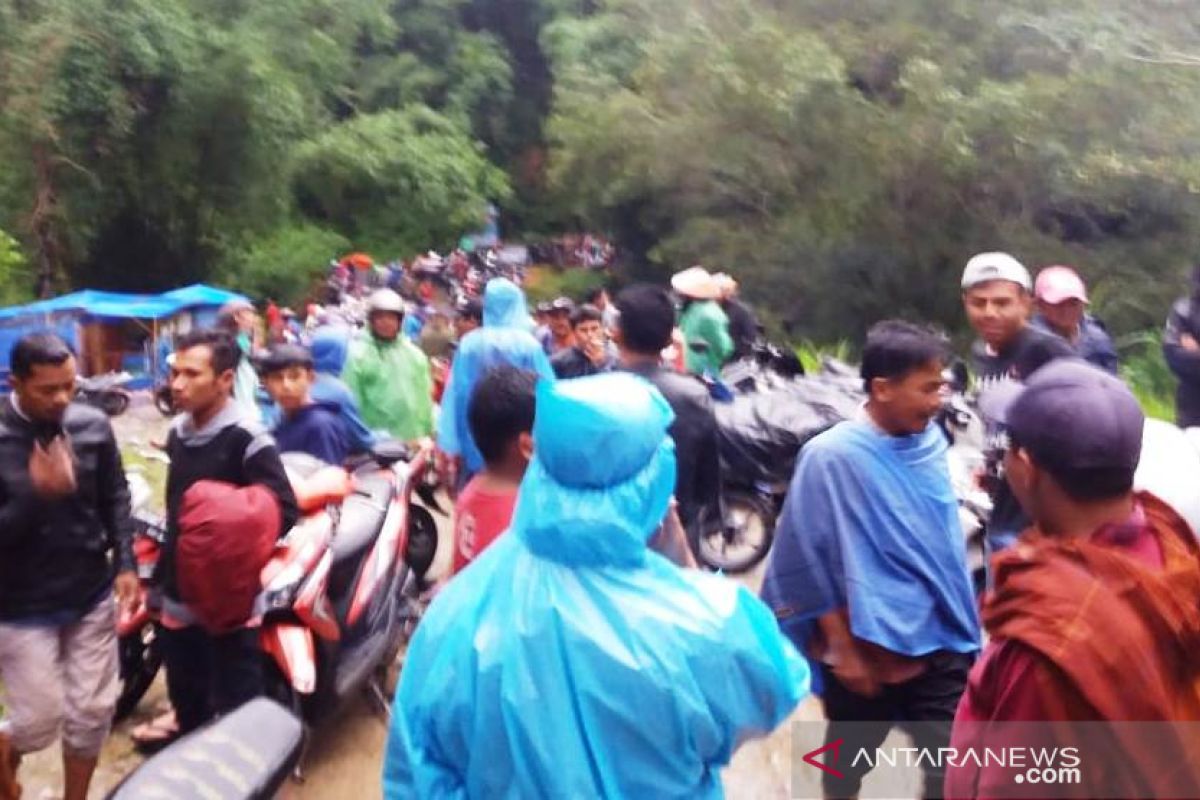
[[680, 299, 734, 375], [342, 334, 434, 441]]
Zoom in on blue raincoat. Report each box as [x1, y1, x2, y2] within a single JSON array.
[[310, 326, 375, 452], [385, 373, 808, 799], [437, 279, 555, 475], [760, 420, 981, 680]]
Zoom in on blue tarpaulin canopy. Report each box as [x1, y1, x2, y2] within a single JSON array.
[[0, 284, 249, 378]]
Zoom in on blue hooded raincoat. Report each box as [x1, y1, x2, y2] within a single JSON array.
[[437, 279, 555, 474], [384, 373, 809, 799]]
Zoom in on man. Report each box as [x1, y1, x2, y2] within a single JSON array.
[[962, 252, 1073, 552], [946, 360, 1200, 799], [1031, 265, 1118, 374], [714, 272, 760, 361], [542, 297, 576, 356], [157, 329, 299, 736], [672, 266, 734, 375], [438, 279, 554, 490], [613, 284, 722, 555], [0, 333, 137, 800], [454, 297, 483, 341], [260, 344, 352, 464], [417, 308, 455, 360], [343, 289, 434, 442], [1163, 265, 1200, 427], [216, 298, 264, 422], [550, 304, 617, 379], [962, 252, 1074, 389], [761, 320, 981, 800], [309, 325, 375, 453], [584, 286, 618, 330], [384, 373, 808, 798]]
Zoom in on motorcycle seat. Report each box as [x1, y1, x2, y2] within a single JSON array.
[[326, 469, 392, 605], [105, 698, 302, 800]]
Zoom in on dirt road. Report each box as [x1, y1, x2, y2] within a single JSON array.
[[16, 400, 813, 799]]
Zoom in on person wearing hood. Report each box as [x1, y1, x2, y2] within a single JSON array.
[[383, 373, 809, 798], [309, 325, 375, 453], [216, 299, 264, 423], [259, 344, 352, 465], [672, 267, 734, 376], [946, 361, 1200, 799], [437, 279, 554, 488], [1163, 265, 1200, 427], [342, 290, 434, 443]]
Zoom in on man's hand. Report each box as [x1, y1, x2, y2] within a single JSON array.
[[832, 646, 882, 698], [648, 501, 698, 568], [1183, 333, 1200, 352], [29, 436, 76, 498], [114, 571, 140, 615], [583, 339, 609, 366]]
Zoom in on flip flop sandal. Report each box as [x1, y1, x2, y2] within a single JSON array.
[[130, 711, 180, 755]]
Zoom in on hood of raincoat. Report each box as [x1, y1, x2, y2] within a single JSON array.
[[311, 326, 351, 375], [510, 373, 677, 567], [483, 278, 533, 330]]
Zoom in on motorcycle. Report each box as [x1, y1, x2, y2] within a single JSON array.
[[700, 360, 989, 580], [106, 698, 302, 800], [75, 372, 133, 417], [113, 441, 440, 727]]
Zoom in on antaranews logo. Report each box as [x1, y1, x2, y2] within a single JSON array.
[[801, 738, 844, 779]]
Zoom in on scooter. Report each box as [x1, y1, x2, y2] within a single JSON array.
[[106, 698, 302, 800], [113, 442, 439, 727], [75, 372, 133, 416]]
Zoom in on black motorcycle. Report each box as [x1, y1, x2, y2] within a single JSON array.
[[76, 372, 132, 416]]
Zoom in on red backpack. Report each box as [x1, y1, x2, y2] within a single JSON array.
[[177, 481, 282, 634]]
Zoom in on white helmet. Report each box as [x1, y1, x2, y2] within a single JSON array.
[[366, 288, 405, 316]]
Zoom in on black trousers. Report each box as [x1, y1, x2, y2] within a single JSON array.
[[158, 624, 264, 734], [819, 652, 974, 800]]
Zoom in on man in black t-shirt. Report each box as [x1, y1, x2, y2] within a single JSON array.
[[961, 252, 1073, 555]]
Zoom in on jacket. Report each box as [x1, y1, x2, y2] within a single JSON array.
[[437, 279, 555, 474], [0, 398, 134, 621], [273, 402, 353, 465], [723, 297, 759, 361], [342, 333, 434, 442], [161, 402, 299, 605], [1164, 296, 1200, 427], [680, 299, 734, 375], [623, 361, 723, 541], [550, 345, 616, 380], [1031, 314, 1119, 374]]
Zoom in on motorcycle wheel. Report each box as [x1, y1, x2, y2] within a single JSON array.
[[698, 492, 776, 574], [114, 626, 162, 722], [154, 388, 175, 418], [101, 392, 130, 417], [404, 504, 438, 580]]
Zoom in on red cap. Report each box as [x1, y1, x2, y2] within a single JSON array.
[[1034, 266, 1089, 305]]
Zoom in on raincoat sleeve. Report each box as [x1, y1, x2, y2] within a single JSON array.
[[701, 305, 735, 366], [437, 361, 463, 456], [700, 583, 810, 756], [531, 346, 556, 382], [411, 349, 435, 438], [341, 346, 368, 411]]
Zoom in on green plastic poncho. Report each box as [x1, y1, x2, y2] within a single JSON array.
[[383, 373, 808, 799], [680, 299, 734, 375], [342, 332, 433, 441]]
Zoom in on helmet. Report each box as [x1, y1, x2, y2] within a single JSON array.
[[366, 288, 405, 317]]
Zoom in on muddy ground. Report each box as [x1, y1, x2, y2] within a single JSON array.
[[15, 397, 846, 799]]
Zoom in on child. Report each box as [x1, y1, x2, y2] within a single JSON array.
[[452, 365, 537, 575], [259, 344, 352, 465]]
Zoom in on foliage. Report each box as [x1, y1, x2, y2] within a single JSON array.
[[1119, 331, 1176, 421], [795, 340, 855, 377], [0, 228, 32, 305], [523, 265, 607, 304], [220, 223, 351, 307]]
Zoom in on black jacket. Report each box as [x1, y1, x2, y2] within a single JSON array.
[[160, 402, 300, 603], [551, 346, 617, 380], [723, 298, 759, 361], [0, 399, 134, 621], [1164, 297, 1200, 427], [623, 362, 722, 540]]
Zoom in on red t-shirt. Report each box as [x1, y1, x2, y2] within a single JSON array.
[[451, 476, 519, 575]]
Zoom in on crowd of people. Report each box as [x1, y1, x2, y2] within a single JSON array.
[[0, 244, 1199, 800]]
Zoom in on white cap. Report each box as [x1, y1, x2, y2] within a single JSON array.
[[961, 252, 1032, 292]]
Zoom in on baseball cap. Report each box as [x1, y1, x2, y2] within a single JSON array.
[[257, 344, 314, 375], [961, 252, 1032, 292], [549, 297, 575, 314], [1034, 266, 1089, 305], [980, 359, 1143, 474]]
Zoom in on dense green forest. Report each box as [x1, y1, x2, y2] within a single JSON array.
[[3, 0, 1200, 347]]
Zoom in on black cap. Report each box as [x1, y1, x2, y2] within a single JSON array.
[[535, 301, 552, 314], [257, 344, 314, 375], [456, 297, 483, 322], [981, 359, 1144, 474]]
